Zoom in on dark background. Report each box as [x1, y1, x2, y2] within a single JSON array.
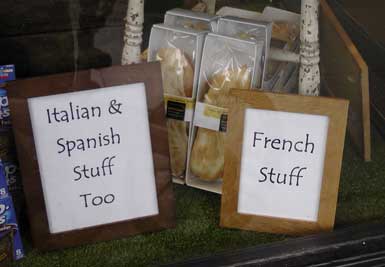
[[1, 0, 383, 79], [0, 0, 266, 79], [0, 0, 186, 78]]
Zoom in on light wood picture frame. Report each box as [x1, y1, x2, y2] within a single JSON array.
[[220, 90, 349, 235]]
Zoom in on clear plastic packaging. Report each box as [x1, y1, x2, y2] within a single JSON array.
[[164, 8, 219, 32], [148, 24, 206, 182], [187, 33, 262, 193], [216, 16, 272, 88], [216, 6, 301, 93]]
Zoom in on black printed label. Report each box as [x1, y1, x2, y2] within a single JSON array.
[[166, 101, 185, 121], [219, 114, 228, 132]]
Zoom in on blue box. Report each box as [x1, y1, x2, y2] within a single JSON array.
[[0, 162, 24, 261], [0, 65, 15, 84], [0, 89, 11, 128], [0, 196, 24, 260]]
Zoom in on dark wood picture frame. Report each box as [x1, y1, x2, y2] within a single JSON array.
[[220, 90, 349, 235], [8, 62, 175, 250]]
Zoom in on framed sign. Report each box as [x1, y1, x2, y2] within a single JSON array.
[[220, 90, 349, 235], [8, 63, 175, 250]]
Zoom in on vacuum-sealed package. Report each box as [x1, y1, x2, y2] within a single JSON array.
[[216, 6, 301, 93], [164, 8, 219, 32], [187, 33, 262, 193], [216, 16, 272, 89], [148, 24, 207, 183]]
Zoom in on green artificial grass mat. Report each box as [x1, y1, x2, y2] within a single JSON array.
[[13, 131, 385, 267]]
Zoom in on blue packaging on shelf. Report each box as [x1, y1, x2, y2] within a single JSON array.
[[0, 164, 7, 197], [0, 65, 15, 128], [0, 196, 24, 260], [0, 65, 15, 84], [0, 161, 24, 261], [0, 130, 21, 194], [3, 161, 21, 193], [0, 89, 11, 128]]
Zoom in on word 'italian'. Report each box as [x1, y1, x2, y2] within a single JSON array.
[[47, 102, 101, 124], [253, 132, 315, 154], [57, 127, 120, 157]]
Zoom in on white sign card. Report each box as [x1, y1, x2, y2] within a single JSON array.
[[237, 108, 329, 222], [28, 83, 159, 234]]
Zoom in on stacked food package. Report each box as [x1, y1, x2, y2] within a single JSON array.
[[216, 16, 272, 88], [218, 7, 301, 93], [148, 7, 300, 191], [148, 24, 207, 183], [188, 33, 263, 192]]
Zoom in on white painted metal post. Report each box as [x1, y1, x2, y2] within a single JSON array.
[[299, 0, 320, 96], [122, 0, 144, 65]]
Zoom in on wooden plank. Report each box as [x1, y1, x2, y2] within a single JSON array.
[[0, 26, 124, 78], [320, 0, 371, 161]]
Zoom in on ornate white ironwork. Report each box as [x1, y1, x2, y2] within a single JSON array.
[[121, 0, 144, 65], [299, 0, 320, 96]]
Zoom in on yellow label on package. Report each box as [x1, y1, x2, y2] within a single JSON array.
[[203, 105, 228, 119], [193, 102, 229, 132], [164, 94, 195, 122]]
